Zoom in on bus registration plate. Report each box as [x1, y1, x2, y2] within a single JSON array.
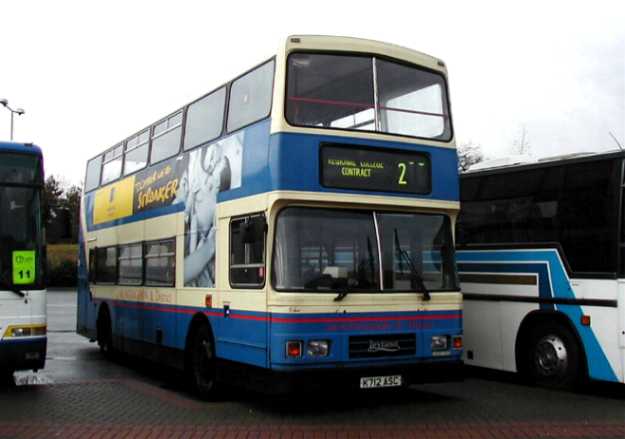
[[360, 375, 402, 389]]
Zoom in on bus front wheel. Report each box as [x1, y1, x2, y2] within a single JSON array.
[[526, 322, 581, 388], [189, 323, 219, 399]]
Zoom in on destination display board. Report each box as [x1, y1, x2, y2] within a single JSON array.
[[320, 144, 431, 194]]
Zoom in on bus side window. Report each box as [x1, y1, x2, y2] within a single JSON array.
[[95, 247, 118, 284], [230, 214, 266, 288]]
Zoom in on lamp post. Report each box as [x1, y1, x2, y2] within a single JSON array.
[[0, 98, 25, 141]]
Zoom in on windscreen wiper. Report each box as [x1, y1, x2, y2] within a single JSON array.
[[333, 290, 349, 302], [0, 279, 26, 298], [394, 229, 431, 301]]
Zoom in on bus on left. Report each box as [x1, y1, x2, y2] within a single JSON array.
[[0, 141, 47, 382]]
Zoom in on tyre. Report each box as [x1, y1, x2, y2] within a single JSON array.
[[188, 323, 219, 399], [97, 307, 114, 357], [526, 322, 581, 388]]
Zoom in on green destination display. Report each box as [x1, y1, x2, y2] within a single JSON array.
[[12, 250, 36, 285], [320, 144, 431, 194]]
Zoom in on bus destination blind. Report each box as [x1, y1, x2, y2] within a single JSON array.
[[320, 144, 431, 194]]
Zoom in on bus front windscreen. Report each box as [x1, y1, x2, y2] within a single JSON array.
[[272, 207, 457, 293], [286, 53, 452, 141], [0, 154, 44, 290]]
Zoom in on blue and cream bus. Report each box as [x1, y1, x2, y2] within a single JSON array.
[[77, 35, 462, 396], [457, 151, 625, 387], [0, 142, 47, 381]]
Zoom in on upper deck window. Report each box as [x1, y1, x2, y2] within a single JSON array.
[[85, 155, 102, 192], [151, 111, 182, 164], [0, 153, 42, 185], [286, 53, 451, 141], [124, 129, 150, 175], [184, 87, 226, 150], [227, 60, 275, 132], [101, 144, 123, 185]]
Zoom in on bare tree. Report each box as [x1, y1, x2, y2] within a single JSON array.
[[512, 125, 531, 155], [457, 141, 484, 172]]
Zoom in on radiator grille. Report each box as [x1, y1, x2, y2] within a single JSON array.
[[349, 333, 416, 359]]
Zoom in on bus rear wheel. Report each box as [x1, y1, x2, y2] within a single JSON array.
[[188, 324, 219, 399], [526, 322, 581, 388]]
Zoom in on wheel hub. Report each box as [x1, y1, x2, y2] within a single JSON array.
[[534, 334, 568, 378]]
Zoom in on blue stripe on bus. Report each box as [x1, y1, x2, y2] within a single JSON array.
[[97, 299, 461, 369], [457, 250, 619, 382], [85, 119, 459, 231]]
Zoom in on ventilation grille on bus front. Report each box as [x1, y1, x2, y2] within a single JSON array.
[[349, 333, 416, 359]]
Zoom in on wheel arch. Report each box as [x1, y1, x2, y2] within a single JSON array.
[[184, 313, 215, 371], [514, 309, 588, 380]]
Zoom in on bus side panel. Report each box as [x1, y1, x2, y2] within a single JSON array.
[[459, 249, 622, 383]]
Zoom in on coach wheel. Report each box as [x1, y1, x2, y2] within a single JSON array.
[[97, 307, 114, 357], [189, 323, 219, 399], [527, 322, 580, 388]]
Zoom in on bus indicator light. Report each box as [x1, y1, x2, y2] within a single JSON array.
[[205, 295, 212, 308], [452, 336, 463, 349], [581, 315, 591, 326], [286, 341, 302, 358]]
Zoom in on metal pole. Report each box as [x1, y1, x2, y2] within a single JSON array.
[[10, 111, 14, 141]]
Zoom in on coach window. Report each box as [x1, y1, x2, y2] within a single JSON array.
[[144, 239, 176, 287], [227, 60, 275, 132], [124, 129, 150, 175], [95, 247, 118, 284], [118, 243, 143, 285], [184, 87, 226, 150], [230, 214, 266, 287], [101, 144, 123, 185], [150, 111, 182, 164], [85, 155, 103, 192]]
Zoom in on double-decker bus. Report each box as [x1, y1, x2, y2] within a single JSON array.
[[77, 35, 462, 396], [0, 142, 47, 381], [457, 151, 625, 387]]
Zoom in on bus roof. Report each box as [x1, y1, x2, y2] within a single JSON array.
[[0, 141, 42, 156], [463, 149, 625, 178], [284, 35, 447, 73], [460, 150, 625, 178]]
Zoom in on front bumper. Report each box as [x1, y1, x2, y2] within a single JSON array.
[[0, 337, 47, 372], [219, 359, 463, 394]]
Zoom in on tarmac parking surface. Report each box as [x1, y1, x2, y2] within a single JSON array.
[[0, 289, 623, 439]]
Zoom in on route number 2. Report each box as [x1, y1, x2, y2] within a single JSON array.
[[398, 162, 408, 185]]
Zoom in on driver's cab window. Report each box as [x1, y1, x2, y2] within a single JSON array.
[[230, 213, 266, 288]]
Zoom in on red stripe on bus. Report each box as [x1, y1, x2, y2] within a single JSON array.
[[108, 300, 460, 324], [270, 313, 461, 324]]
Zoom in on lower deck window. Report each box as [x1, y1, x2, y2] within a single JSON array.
[[119, 244, 143, 285], [144, 239, 176, 286], [95, 247, 117, 284], [230, 214, 266, 287]]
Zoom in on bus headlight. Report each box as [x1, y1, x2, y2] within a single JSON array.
[[7, 325, 46, 337], [307, 340, 330, 357], [431, 335, 449, 351]]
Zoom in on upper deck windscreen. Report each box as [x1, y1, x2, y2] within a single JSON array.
[[286, 53, 451, 141], [0, 153, 42, 186]]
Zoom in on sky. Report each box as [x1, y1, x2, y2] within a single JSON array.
[[1, 0, 624, 186]]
